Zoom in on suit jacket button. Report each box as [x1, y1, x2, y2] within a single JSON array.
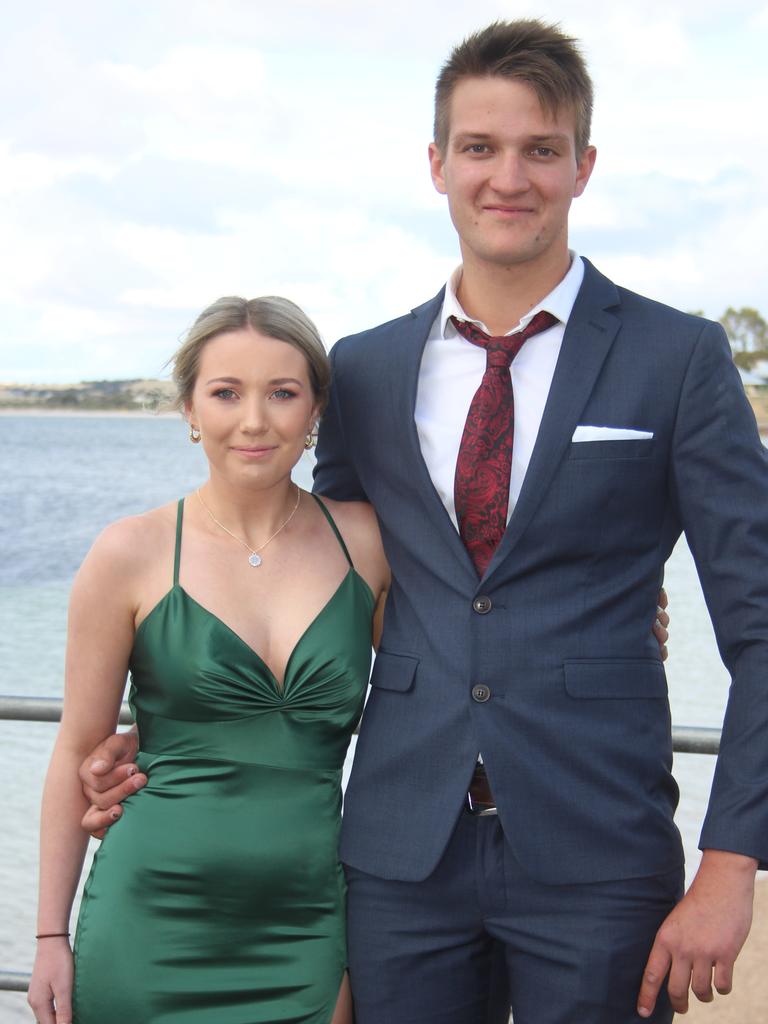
[[473, 595, 492, 614], [472, 684, 491, 703]]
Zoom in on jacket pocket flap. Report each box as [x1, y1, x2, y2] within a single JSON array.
[[369, 651, 419, 692], [564, 659, 667, 699]]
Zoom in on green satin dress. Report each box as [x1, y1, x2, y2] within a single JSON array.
[[73, 495, 373, 1023]]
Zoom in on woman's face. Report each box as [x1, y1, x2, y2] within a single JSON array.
[[186, 327, 318, 491]]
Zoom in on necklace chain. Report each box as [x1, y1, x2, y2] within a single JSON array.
[[196, 486, 301, 567]]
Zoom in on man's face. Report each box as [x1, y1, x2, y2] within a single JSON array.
[[429, 76, 596, 276]]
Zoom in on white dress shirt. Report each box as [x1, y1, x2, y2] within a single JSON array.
[[415, 254, 585, 527]]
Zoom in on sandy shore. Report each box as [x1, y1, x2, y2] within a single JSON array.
[[682, 877, 768, 1022]]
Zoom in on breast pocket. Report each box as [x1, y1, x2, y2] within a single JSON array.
[[567, 440, 656, 461]]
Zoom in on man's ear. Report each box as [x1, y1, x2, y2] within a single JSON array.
[[573, 145, 597, 198], [428, 142, 448, 195]]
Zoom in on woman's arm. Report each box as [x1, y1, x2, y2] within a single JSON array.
[[28, 520, 142, 1024]]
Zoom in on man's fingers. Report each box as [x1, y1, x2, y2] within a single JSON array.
[[82, 768, 146, 809], [637, 943, 671, 1018], [658, 586, 668, 610], [78, 729, 139, 786], [690, 960, 715, 1003], [81, 802, 122, 836], [713, 960, 734, 996], [667, 956, 694, 1014]]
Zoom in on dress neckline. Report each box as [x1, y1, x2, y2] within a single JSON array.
[[135, 496, 374, 693]]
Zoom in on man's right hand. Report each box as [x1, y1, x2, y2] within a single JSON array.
[[78, 728, 146, 838]]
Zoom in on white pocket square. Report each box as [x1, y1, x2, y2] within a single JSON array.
[[572, 425, 654, 442]]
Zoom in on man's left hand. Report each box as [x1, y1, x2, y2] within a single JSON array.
[[637, 849, 757, 1017]]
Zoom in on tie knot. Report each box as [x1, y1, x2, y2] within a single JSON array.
[[451, 311, 558, 369]]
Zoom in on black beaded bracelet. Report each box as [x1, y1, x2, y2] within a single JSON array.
[[35, 932, 70, 939]]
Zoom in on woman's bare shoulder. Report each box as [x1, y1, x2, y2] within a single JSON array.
[[313, 495, 380, 541], [84, 500, 179, 575], [313, 494, 389, 593]]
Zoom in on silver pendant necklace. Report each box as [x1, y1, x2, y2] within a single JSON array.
[[196, 486, 301, 567]]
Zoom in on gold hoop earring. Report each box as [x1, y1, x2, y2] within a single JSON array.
[[304, 433, 316, 450], [190, 425, 201, 444]]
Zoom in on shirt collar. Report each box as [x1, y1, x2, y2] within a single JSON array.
[[440, 252, 585, 339]]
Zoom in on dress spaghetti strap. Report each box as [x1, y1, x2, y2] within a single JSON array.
[[173, 499, 184, 586], [311, 494, 354, 569]]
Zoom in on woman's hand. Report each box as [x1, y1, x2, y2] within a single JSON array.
[[28, 937, 74, 1024], [654, 587, 670, 661]]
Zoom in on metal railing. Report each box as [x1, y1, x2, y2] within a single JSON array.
[[1, 972, 30, 994], [0, 695, 722, 993], [0, 694, 135, 726], [0, 694, 722, 752]]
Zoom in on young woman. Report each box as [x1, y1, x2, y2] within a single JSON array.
[[28, 296, 390, 1024]]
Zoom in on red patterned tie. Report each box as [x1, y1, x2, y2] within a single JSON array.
[[452, 311, 558, 576]]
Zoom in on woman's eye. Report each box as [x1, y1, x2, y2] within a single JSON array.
[[271, 388, 295, 399], [213, 388, 237, 400]]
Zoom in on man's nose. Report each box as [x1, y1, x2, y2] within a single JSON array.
[[488, 152, 529, 194]]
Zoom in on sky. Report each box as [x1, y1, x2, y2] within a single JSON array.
[[1, 0, 766, 383]]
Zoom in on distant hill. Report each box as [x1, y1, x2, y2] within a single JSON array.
[[1, 376, 765, 431], [0, 379, 177, 411]]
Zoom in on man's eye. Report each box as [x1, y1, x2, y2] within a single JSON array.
[[466, 144, 489, 154], [531, 146, 555, 157]]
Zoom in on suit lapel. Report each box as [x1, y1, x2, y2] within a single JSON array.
[[392, 289, 479, 580], [483, 261, 622, 582]]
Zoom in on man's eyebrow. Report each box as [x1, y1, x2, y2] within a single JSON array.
[[527, 133, 571, 145], [452, 132, 493, 145], [451, 131, 571, 146]]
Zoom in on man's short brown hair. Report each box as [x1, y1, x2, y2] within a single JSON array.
[[434, 19, 593, 156]]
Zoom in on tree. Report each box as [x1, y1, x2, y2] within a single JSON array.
[[720, 307, 768, 356]]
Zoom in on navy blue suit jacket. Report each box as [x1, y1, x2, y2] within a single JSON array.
[[314, 259, 768, 885]]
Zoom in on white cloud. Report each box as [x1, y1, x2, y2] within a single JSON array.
[[0, 141, 119, 197], [101, 47, 267, 102], [115, 199, 456, 341]]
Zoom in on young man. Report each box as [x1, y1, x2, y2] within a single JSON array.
[[310, 19, 767, 1024], [81, 20, 767, 1024]]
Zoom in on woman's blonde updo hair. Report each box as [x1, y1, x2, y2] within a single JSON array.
[[171, 295, 331, 414]]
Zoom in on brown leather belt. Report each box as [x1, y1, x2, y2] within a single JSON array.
[[466, 763, 497, 816]]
